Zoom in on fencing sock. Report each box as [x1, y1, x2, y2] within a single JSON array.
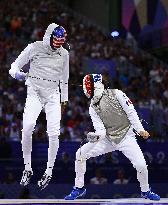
[[137, 167, 149, 192], [75, 159, 86, 188], [22, 133, 32, 171], [45, 135, 59, 176]]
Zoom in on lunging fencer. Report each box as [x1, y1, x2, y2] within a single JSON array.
[[9, 23, 69, 190], [65, 74, 160, 200]]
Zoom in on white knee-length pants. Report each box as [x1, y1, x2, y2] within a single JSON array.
[[21, 86, 61, 154], [75, 133, 149, 192]]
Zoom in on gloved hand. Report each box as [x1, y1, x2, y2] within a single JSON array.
[[87, 132, 100, 143], [139, 130, 150, 139], [15, 71, 27, 81]]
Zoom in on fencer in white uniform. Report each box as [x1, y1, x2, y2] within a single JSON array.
[[9, 23, 69, 189], [65, 74, 160, 200]]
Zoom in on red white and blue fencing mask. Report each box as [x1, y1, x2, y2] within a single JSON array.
[[51, 26, 67, 49], [83, 74, 104, 101]]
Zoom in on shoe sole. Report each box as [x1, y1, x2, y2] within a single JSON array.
[[141, 196, 160, 201]]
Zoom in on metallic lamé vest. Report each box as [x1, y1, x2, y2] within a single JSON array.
[[91, 89, 131, 144]]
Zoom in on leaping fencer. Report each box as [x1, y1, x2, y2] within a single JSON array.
[[9, 23, 69, 190], [65, 74, 160, 200]]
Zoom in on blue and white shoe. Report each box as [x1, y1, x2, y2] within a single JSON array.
[[141, 189, 160, 201], [64, 187, 86, 200]]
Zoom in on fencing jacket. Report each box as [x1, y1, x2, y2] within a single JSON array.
[[9, 23, 69, 102], [90, 89, 145, 144]]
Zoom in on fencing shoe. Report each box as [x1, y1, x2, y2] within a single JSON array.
[[141, 189, 160, 200], [38, 173, 52, 190], [20, 170, 33, 186], [64, 186, 86, 200]]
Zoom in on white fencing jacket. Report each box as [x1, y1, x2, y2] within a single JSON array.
[[9, 23, 69, 102], [89, 89, 145, 141]]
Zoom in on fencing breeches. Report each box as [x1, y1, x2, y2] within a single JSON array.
[[75, 135, 149, 192]]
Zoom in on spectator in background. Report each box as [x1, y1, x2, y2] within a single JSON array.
[[0, 0, 167, 143], [0, 1, 167, 196], [62, 152, 70, 165], [10, 16, 22, 34], [113, 168, 129, 185], [59, 152, 71, 171], [90, 168, 108, 185], [9, 122, 20, 141]]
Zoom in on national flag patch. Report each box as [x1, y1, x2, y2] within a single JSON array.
[[92, 74, 102, 83], [126, 99, 133, 106]]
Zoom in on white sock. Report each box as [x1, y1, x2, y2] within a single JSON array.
[[22, 133, 32, 171], [45, 167, 53, 176], [137, 168, 149, 192], [75, 160, 86, 188], [23, 155, 32, 171], [46, 135, 59, 176]]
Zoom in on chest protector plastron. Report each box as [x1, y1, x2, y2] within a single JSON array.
[[91, 89, 131, 144]]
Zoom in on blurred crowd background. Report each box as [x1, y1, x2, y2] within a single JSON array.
[[0, 0, 168, 199]]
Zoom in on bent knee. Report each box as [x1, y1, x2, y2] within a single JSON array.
[[22, 122, 36, 136], [47, 125, 60, 137]]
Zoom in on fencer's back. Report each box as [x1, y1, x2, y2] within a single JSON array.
[[91, 89, 131, 144]]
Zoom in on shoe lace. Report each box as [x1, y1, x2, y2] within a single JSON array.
[[148, 191, 155, 196]]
